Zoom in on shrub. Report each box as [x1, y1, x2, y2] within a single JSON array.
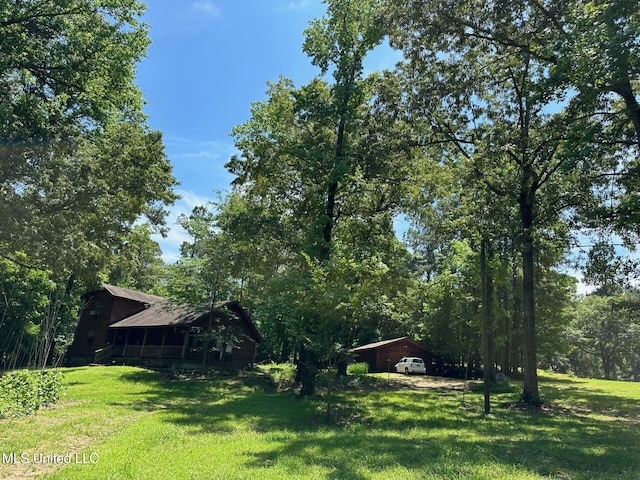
[[347, 362, 369, 376], [258, 363, 297, 390], [0, 370, 63, 419]]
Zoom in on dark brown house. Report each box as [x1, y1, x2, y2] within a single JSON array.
[[67, 284, 261, 369], [350, 337, 433, 373]]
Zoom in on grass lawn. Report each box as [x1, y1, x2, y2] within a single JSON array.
[[0, 366, 638, 480]]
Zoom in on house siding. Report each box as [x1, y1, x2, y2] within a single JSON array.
[[68, 285, 259, 370], [68, 291, 150, 361]]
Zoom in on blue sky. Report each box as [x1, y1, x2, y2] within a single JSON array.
[[134, 0, 401, 262]]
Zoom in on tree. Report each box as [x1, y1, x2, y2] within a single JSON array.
[[0, 256, 52, 370], [0, 1, 178, 368], [571, 294, 638, 380], [388, 0, 611, 405], [2, 115, 178, 279], [0, 0, 148, 146], [0, 1, 177, 276], [105, 223, 165, 293], [226, 0, 417, 395], [556, 1, 640, 147]]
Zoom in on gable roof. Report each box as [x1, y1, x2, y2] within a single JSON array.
[[350, 336, 426, 352], [109, 300, 262, 342], [101, 284, 165, 304], [109, 303, 200, 328]]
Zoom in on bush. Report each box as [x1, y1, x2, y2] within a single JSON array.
[[347, 362, 369, 376], [0, 370, 63, 419], [258, 363, 297, 390]]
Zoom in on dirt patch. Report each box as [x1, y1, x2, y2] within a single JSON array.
[[381, 374, 481, 391]]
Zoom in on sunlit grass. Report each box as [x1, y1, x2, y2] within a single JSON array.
[[0, 366, 638, 479]]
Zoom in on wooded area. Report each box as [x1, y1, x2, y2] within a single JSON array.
[[1, 0, 640, 406]]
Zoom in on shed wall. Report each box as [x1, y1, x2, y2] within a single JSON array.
[[354, 339, 433, 373]]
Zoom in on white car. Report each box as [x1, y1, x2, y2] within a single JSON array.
[[394, 357, 427, 374]]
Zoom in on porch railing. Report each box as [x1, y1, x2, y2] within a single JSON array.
[[119, 345, 184, 359], [94, 345, 113, 363]]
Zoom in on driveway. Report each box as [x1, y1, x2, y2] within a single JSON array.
[[381, 373, 480, 391]]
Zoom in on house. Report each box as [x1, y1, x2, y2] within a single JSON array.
[[67, 284, 261, 369], [350, 336, 433, 373]]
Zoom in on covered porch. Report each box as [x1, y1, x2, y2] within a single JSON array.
[[95, 325, 233, 365], [93, 301, 259, 368]]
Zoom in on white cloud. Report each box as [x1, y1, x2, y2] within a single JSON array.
[[191, 1, 221, 17], [153, 188, 218, 264], [164, 136, 237, 162], [283, 1, 313, 11]]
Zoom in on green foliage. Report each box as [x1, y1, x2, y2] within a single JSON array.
[[569, 292, 640, 380], [0, 257, 84, 370], [386, 0, 624, 404], [1, 121, 177, 280], [221, 0, 423, 395], [259, 363, 297, 390], [347, 362, 369, 375], [105, 223, 166, 292], [413, 239, 480, 361], [0, 0, 178, 281], [0, 0, 149, 144], [0, 0, 177, 369], [0, 369, 62, 418]]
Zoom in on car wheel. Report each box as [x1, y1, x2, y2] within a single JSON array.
[[404, 367, 410, 375]]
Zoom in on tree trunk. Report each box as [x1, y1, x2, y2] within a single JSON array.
[[480, 239, 491, 413], [520, 194, 540, 405], [630, 353, 639, 382], [498, 276, 511, 375], [297, 343, 318, 397]]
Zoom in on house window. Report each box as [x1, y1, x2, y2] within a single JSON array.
[[215, 340, 233, 361], [86, 330, 95, 347], [224, 342, 233, 361], [89, 301, 102, 318]]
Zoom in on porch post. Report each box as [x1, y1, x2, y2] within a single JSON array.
[[181, 330, 189, 359], [160, 329, 167, 358], [123, 329, 131, 356], [140, 328, 148, 357]]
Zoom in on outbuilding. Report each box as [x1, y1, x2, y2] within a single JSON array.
[[350, 336, 432, 373]]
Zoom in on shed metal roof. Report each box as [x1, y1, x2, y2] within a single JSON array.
[[350, 336, 421, 352]]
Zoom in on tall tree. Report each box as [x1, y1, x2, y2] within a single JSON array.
[[0, 1, 178, 367], [0, 0, 178, 277], [388, 0, 608, 404], [226, 0, 422, 395]]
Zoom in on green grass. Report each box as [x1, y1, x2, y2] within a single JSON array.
[[0, 367, 638, 479]]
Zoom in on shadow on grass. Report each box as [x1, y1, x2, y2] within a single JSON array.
[[112, 368, 640, 479], [541, 385, 640, 419]]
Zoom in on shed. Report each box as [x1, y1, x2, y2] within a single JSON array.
[[350, 337, 433, 373]]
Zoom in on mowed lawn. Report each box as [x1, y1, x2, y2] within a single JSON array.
[[0, 366, 639, 480]]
